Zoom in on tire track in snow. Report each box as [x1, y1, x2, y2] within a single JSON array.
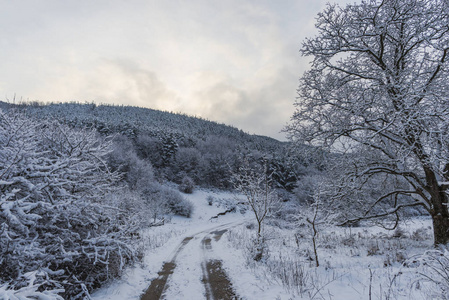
[[140, 222, 240, 300], [201, 229, 239, 300], [140, 236, 193, 300]]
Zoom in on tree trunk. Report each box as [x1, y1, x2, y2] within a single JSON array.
[[431, 211, 449, 246], [257, 220, 262, 238], [424, 167, 449, 246], [429, 190, 449, 245], [254, 227, 264, 262], [311, 222, 319, 267]]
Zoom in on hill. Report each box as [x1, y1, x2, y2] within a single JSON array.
[[0, 101, 282, 150], [0, 101, 303, 190]]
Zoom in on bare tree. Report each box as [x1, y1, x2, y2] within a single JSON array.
[[286, 0, 449, 245], [295, 176, 337, 267], [232, 159, 280, 260], [298, 176, 338, 267]]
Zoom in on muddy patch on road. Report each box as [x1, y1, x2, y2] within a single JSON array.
[[210, 229, 227, 242], [202, 260, 238, 300], [201, 229, 239, 300], [141, 236, 193, 300], [140, 262, 175, 300], [203, 237, 212, 250]]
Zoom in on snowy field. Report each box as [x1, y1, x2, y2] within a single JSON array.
[[222, 217, 438, 300], [92, 189, 446, 300]]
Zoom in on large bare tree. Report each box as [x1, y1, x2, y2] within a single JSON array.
[[286, 0, 449, 245]]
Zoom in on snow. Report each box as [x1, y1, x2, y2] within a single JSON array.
[[91, 189, 251, 300], [92, 189, 438, 300]]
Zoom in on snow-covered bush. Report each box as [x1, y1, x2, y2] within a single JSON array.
[[417, 247, 449, 299], [179, 175, 195, 194], [206, 195, 214, 206], [140, 184, 171, 224], [135, 134, 164, 168], [0, 110, 138, 298], [163, 186, 193, 217], [0, 270, 64, 300], [293, 175, 318, 205], [107, 134, 155, 190], [173, 147, 201, 182], [225, 225, 318, 297], [140, 183, 193, 218]]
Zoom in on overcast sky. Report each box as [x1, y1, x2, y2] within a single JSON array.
[[0, 0, 352, 140]]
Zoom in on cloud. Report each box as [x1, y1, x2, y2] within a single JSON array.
[[0, 0, 354, 140], [85, 60, 179, 110], [30, 59, 179, 110], [189, 64, 297, 139]]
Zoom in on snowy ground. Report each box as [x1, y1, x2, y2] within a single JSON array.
[[92, 189, 251, 300], [93, 189, 445, 300], [221, 217, 437, 300]]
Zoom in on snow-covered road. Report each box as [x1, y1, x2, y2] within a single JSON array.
[[141, 222, 240, 300], [201, 228, 236, 300], [92, 189, 252, 300]]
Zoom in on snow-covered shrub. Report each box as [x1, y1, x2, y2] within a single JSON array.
[[293, 175, 318, 205], [173, 147, 201, 182], [135, 134, 164, 168], [107, 134, 155, 190], [0, 110, 138, 298], [0, 270, 64, 300], [212, 196, 245, 214], [410, 227, 431, 241], [249, 237, 270, 262], [206, 195, 214, 206], [264, 256, 310, 295], [179, 175, 195, 194], [417, 247, 449, 299], [275, 201, 300, 223], [140, 184, 170, 224], [164, 188, 193, 217], [225, 225, 321, 298], [392, 226, 406, 238], [141, 183, 193, 218], [366, 241, 382, 256]]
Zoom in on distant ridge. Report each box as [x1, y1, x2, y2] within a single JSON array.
[[0, 101, 283, 150]]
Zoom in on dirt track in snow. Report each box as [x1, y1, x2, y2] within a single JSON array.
[[140, 224, 239, 300]]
